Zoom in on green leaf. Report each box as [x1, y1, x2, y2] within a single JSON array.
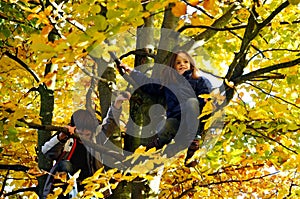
[[1, 26, 11, 38], [8, 127, 19, 142], [89, 15, 107, 31]]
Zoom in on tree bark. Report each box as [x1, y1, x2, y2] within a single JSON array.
[[37, 84, 54, 198]]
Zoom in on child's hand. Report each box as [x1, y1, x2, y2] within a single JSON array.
[[67, 126, 76, 135], [114, 91, 131, 109], [119, 63, 133, 74], [58, 125, 76, 142]]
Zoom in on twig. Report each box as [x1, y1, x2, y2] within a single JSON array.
[[245, 82, 300, 109], [245, 128, 298, 154], [0, 170, 9, 196], [181, 0, 214, 19]]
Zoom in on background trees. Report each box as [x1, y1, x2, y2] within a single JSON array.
[[1, 0, 300, 198]]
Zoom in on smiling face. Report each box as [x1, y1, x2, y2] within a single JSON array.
[[174, 52, 191, 75]]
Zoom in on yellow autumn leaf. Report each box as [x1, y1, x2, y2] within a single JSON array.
[[93, 191, 104, 198], [105, 168, 118, 177], [41, 25, 53, 38], [134, 145, 147, 154], [142, 174, 154, 181], [113, 173, 123, 181], [189, 0, 199, 6], [92, 167, 105, 179], [203, 0, 216, 11], [44, 5, 53, 16], [175, 18, 185, 31], [27, 13, 39, 21], [199, 100, 214, 118], [144, 160, 154, 170], [131, 164, 149, 173], [288, 0, 300, 5], [171, 1, 187, 17], [2, 102, 17, 110], [121, 175, 136, 182], [31, 5, 42, 13], [28, 166, 47, 177], [110, 182, 119, 189], [52, 187, 63, 197], [225, 78, 234, 88], [63, 170, 81, 196], [190, 12, 202, 26]]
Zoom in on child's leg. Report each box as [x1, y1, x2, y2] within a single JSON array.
[[146, 118, 179, 150]]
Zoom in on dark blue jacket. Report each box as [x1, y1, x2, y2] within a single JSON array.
[[130, 69, 212, 119]]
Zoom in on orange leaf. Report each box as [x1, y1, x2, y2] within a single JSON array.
[[41, 25, 53, 38], [190, 12, 201, 26], [171, 2, 187, 17], [27, 13, 39, 21], [189, 0, 199, 6], [203, 0, 215, 11]]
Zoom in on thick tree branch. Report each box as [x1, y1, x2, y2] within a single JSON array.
[[234, 57, 300, 84], [226, 8, 256, 80], [1, 91, 125, 163], [178, 24, 247, 33], [179, 4, 238, 53], [4, 51, 40, 83], [0, 170, 9, 196], [17, 118, 126, 163], [75, 60, 111, 84], [258, 1, 290, 29], [248, 74, 286, 81], [0, 164, 29, 171], [86, 65, 97, 114], [3, 187, 37, 197], [226, 1, 290, 81], [193, 4, 238, 42], [228, 30, 265, 58], [119, 49, 156, 60]]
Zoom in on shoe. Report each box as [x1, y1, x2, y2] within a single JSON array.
[[185, 139, 200, 167]]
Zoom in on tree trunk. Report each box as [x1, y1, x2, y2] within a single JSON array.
[[122, 8, 164, 199], [97, 58, 115, 117], [37, 84, 54, 197]]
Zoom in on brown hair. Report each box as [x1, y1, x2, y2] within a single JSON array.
[[70, 109, 98, 132], [161, 51, 200, 85]]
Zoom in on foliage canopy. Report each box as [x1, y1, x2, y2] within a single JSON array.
[[1, 0, 300, 198]]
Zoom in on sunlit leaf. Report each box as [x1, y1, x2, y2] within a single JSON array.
[[171, 1, 187, 17]]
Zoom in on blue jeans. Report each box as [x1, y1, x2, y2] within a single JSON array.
[[155, 98, 201, 153]]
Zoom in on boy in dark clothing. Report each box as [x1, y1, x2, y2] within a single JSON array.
[[42, 92, 130, 198]]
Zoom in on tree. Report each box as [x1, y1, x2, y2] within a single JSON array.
[[1, 0, 300, 198]]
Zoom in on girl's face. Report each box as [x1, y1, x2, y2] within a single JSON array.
[[174, 52, 191, 75]]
